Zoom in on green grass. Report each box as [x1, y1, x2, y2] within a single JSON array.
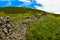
[[26, 14, 60, 40], [0, 7, 60, 40], [0, 12, 33, 24]]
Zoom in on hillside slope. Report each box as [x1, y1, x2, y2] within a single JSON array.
[[0, 7, 60, 40]]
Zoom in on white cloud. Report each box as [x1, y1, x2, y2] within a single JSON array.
[[18, 0, 32, 7], [35, 0, 60, 14], [17, 2, 31, 8], [19, 0, 31, 3]]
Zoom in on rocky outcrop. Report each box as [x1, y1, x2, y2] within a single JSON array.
[[25, 14, 46, 20], [0, 16, 20, 40], [0, 16, 30, 40]]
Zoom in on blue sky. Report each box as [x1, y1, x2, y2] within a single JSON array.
[[0, 0, 42, 8], [0, 0, 60, 14]]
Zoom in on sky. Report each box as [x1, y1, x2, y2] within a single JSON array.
[[0, 0, 60, 14]]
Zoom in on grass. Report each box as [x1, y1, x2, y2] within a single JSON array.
[[0, 7, 60, 40], [26, 14, 60, 40]]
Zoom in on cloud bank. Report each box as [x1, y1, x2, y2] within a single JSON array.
[[35, 0, 60, 14], [19, 0, 31, 3]]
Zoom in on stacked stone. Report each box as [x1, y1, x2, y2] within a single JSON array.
[[0, 16, 21, 40], [19, 21, 30, 40], [25, 14, 41, 20], [0, 16, 31, 40]]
